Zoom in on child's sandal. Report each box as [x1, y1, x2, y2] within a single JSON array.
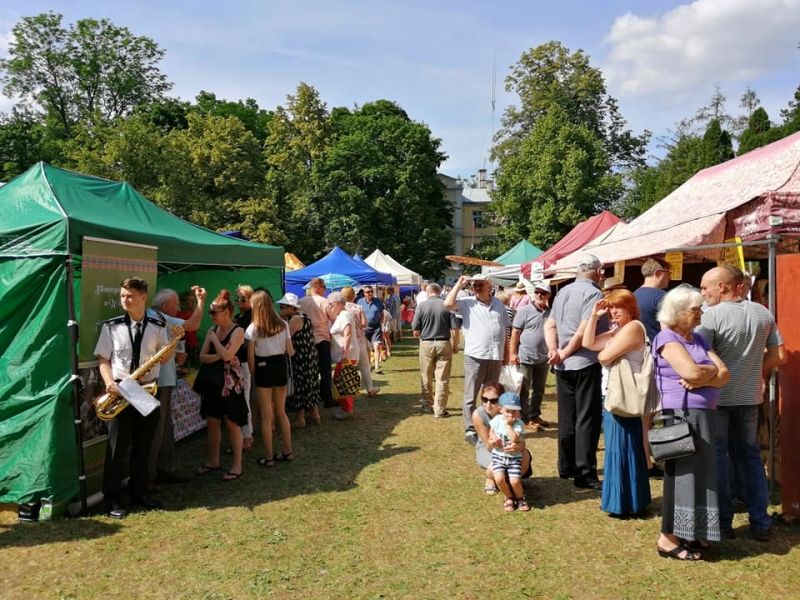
[[503, 498, 516, 512]]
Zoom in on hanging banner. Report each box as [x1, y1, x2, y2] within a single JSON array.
[[78, 237, 157, 364], [664, 251, 683, 281], [718, 236, 745, 271]]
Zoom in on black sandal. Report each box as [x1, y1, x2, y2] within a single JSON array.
[[257, 456, 275, 468], [196, 464, 221, 476], [277, 452, 294, 462], [221, 471, 242, 482], [657, 544, 702, 561]]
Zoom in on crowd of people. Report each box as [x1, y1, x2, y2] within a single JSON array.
[[96, 259, 786, 562], [94, 277, 402, 518], [408, 256, 784, 561]]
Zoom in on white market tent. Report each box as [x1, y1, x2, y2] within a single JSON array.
[[364, 249, 423, 286]]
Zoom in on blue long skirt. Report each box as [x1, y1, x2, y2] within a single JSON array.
[[601, 410, 651, 515]]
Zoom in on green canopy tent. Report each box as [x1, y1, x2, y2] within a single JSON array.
[[0, 163, 283, 509], [482, 240, 544, 286], [493, 239, 543, 266]]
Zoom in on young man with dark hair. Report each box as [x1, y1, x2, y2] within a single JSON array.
[[94, 277, 172, 519]]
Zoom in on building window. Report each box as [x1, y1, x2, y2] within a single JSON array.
[[472, 211, 485, 229]]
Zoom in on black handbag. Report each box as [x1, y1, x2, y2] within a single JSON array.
[[648, 366, 696, 461]]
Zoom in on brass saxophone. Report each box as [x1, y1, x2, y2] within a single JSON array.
[[94, 325, 185, 421]]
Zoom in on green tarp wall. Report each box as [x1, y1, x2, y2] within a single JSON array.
[[0, 256, 78, 503], [0, 163, 284, 505]]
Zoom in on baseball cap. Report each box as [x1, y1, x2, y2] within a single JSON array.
[[498, 392, 522, 411]]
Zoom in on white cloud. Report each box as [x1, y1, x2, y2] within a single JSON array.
[[604, 0, 800, 99]]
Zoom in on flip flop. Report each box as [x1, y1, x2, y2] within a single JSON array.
[[196, 464, 221, 476], [257, 456, 275, 468], [276, 452, 294, 462], [221, 471, 242, 482], [657, 544, 702, 561]]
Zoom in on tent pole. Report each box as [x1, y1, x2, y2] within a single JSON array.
[[65, 255, 88, 512], [767, 235, 778, 499]]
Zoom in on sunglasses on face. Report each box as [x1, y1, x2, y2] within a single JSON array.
[[481, 395, 499, 404], [235, 296, 248, 302]]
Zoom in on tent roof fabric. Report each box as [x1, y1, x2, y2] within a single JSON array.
[[494, 239, 543, 265], [550, 130, 800, 269], [522, 210, 622, 276], [0, 162, 283, 267], [284, 246, 394, 294], [364, 249, 422, 286]]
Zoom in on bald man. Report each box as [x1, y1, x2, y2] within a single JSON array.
[[698, 265, 785, 542]]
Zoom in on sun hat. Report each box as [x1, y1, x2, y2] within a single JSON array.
[[602, 277, 626, 292], [514, 281, 527, 291], [276, 292, 300, 308], [534, 281, 551, 294], [498, 392, 522, 411]]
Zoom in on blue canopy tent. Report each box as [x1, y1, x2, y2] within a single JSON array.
[[285, 246, 394, 295]]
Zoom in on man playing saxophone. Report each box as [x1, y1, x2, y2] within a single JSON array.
[[94, 277, 173, 519]]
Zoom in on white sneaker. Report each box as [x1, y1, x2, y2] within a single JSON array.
[[333, 409, 352, 420]]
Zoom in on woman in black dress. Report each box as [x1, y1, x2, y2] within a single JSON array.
[[195, 290, 247, 481], [278, 293, 321, 428]]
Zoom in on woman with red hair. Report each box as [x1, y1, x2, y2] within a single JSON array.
[[583, 289, 652, 517]]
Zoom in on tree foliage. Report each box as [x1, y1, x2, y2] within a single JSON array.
[[494, 41, 648, 171], [490, 42, 641, 248], [315, 100, 452, 277], [0, 13, 171, 135]]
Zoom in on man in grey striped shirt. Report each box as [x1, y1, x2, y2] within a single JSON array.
[[698, 265, 786, 541]]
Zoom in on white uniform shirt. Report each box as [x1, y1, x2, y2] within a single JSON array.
[[94, 313, 169, 382]]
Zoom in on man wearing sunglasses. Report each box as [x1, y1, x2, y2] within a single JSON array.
[[299, 278, 334, 407], [444, 274, 509, 446]]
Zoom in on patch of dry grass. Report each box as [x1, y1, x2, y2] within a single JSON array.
[[1, 336, 798, 599]]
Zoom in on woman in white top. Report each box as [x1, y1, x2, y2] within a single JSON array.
[[582, 289, 651, 517], [327, 292, 360, 419], [246, 291, 295, 467]]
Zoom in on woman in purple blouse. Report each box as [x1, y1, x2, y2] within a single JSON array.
[[653, 285, 729, 561]]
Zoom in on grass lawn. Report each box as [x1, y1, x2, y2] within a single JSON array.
[[2, 335, 799, 599]]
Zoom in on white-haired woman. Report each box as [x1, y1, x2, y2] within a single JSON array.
[[327, 292, 360, 420], [652, 285, 729, 561]]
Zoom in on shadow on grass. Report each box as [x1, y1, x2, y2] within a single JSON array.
[[138, 391, 429, 515], [0, 518, 122, 549]]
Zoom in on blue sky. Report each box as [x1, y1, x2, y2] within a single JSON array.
[[1, 0, 799, 177]]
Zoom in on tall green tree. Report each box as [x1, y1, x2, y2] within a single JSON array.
[[193, 91, 273, 142], [0, 13, 171, 135], [0, 108, 61, 180], [492, 106, 622, 248], [263, 82, 331, 258], [490, 42, 642, 247], [314, 100, 452, 278], [158, 112, 268, 232], [494, 41, 648, 171]]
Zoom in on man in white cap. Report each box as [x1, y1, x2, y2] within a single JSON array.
[[444, 274, 509, 445], [545, 254, 607, 491], [508, 281, 552, 431]]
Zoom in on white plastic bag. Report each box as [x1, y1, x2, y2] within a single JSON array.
[[499, 364, 524, 395]]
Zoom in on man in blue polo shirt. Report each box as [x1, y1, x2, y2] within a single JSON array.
[[358, 286, 385, 373]]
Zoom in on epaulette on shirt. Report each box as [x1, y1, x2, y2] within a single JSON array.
[[104, 315, 128, 326], [146, 314, 167, 327]]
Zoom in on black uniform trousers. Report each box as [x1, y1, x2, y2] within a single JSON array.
[[103, 403, 160, 501], [556, 362, 602, 480]]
